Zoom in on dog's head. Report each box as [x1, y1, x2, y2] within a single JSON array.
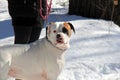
[[46, 22, 75, 50]]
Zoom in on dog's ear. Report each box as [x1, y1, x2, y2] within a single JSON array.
[[46, 22, 55, 34], [46, 26, 50, 34], [46, 26, 48, 37], [46, 25, 51, 39], [67, 22, 75, 33]]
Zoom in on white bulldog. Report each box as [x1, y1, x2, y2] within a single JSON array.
[[0, 22, 75, 80]]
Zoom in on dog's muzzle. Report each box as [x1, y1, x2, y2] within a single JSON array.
[[56, 34, 64, 44]]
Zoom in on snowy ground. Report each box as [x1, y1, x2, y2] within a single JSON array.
[[0, 0, 120, 80]]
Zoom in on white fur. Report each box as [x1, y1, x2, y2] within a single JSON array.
[[47, 22, 70, 50], [0, 22, 73, 80]]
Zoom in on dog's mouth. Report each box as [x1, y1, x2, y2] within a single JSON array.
[[56, 34, 65, 44], [55, 38, 69, 50], [56, 38, 64, 44], [54, 35, 69, 50]]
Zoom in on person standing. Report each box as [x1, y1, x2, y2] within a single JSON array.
[[8, 0, 46, 44]]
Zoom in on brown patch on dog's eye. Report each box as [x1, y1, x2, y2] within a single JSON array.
[[53, 30, 57, 33], [63, 22, 72, 37], [62, 27, 68, 35], [63, 22, 71, 31]]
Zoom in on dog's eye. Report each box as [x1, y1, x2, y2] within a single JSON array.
[[53, 30, 57, 33], [62, 27, 68, 33]]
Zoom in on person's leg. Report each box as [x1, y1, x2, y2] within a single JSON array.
[[13, 26, 32, 44], [8, 0, 46, 44], [12, 17, 37, 44], [28, 26, 42, 43], [8, 0, 32, 44], [28, 0, 46, 43], [28, 18, 44, 43], [29, 0, 46, 43]]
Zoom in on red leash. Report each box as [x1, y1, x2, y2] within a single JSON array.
[[40, 0, 52, 20]]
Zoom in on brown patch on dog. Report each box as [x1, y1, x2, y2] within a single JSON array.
[[63, 22, 72, 37], [8, 67, 22, 78], [8, 67, 19, 77], [40, 69, 48, 80]]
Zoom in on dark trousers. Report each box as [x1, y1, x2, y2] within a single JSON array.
[[12, 17, 44, 44], [13, 24, 43, 44], [8, 0, 46, 44]]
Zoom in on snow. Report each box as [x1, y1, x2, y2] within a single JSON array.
[[0, 0, 120, 80]]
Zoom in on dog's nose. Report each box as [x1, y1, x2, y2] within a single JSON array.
[[56, 34, 61, 38]]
